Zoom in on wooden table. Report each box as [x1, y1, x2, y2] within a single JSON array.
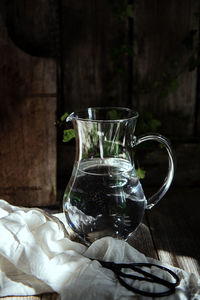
[[1, 187, 200, 300]]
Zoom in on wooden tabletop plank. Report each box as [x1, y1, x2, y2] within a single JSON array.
[[147, 187, 200, 276], [128, 218, 158, 260]]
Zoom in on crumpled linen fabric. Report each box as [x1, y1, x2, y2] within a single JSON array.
[[0, 199, 199, 300]]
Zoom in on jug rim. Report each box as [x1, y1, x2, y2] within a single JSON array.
[[67, 107, 139, 123]]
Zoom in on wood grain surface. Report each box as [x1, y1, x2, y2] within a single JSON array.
[[132, 0, 200, 137], [0, 10, 57, 206], [147, 188, 200, 275]]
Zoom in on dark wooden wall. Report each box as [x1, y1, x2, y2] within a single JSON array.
[[0, 1, 57, 206], [133, 0, 200, 137], [0, 0, 200, 207]]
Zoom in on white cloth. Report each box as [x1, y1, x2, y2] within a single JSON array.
[[0, 199, 199, 300]]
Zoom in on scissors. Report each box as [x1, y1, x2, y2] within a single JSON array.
[[94, 260, 180, 297]]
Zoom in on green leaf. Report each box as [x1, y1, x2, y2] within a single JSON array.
[[63, 129, 75, 142], [136, 167, 146, 179], [168, 77, 179, 93], [60, 112, 69, 122], [150, 119, 162, 131], [126, 4, 134, 18], [137, 112, 161, 134], [170, 59, 180, 69], [108, 109, 120, 120]]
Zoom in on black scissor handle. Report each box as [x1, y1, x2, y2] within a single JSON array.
[[117, 274, 176, 297], [98, 261, 180, 297]]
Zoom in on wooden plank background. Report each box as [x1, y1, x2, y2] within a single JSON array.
[[0, 1, 57, 206], [0, 0, 199, 206], [132, 0, 200, 137]]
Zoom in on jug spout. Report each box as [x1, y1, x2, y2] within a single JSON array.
[[66, 112, 76, 122]]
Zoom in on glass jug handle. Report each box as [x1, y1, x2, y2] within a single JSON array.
[[134, 133, 175, 210]]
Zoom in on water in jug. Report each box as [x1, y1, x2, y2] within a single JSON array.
[[63, 107, 175, 245]]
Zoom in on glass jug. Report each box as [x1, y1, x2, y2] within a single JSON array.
[[63, 107, 175, 244]]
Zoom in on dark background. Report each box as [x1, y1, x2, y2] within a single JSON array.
[[0, 0, 200, 208]]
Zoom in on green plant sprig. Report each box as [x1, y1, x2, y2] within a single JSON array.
[[59, 112, 75, 142]]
